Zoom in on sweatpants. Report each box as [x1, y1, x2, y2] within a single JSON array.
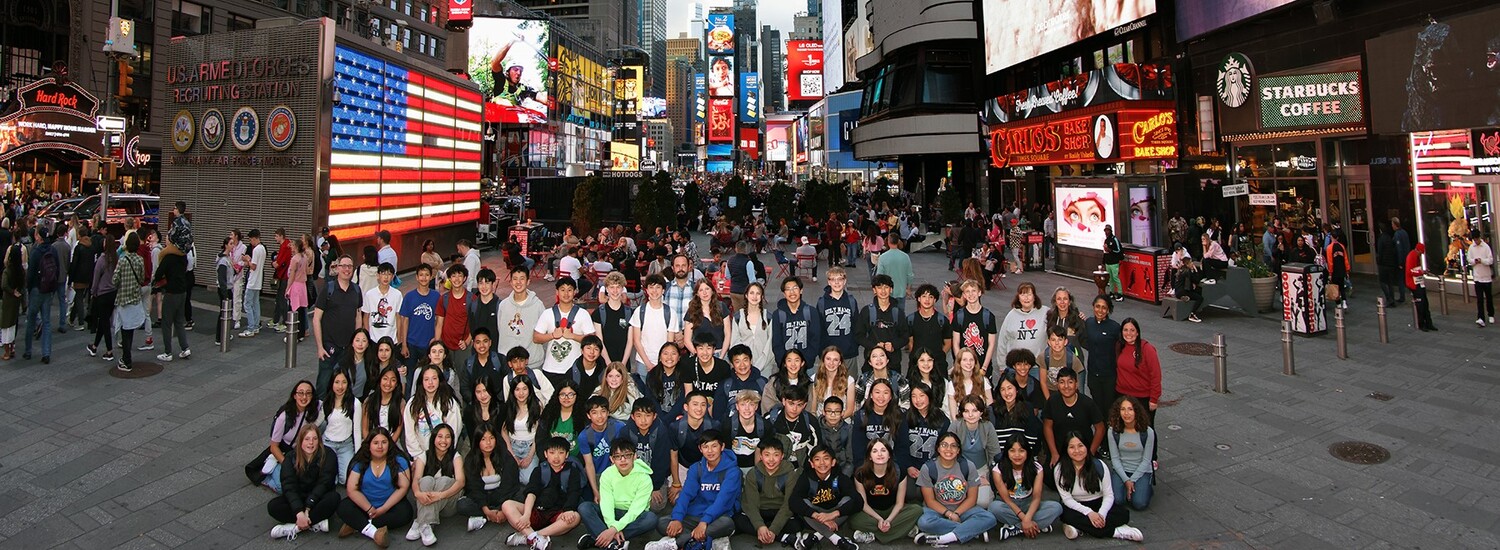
[[1058, 497, 1128, 539], [799, 497, 853, 539], [336, 497, 414, 531], [268, 492, 341, 524], [847, 504, 922, 544], [656, 515, 734, 547], [414, 475, 460, 525]]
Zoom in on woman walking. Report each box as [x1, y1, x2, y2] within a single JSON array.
[[1, 240, 23, 360], [112, 233, 148, 372]]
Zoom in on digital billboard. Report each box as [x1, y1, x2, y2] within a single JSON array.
[[610, 142, 640, 170], [739, 127, 759, 160], [705, 13, 736, 55], [787, 40, 825, 101], [1054, 185, 1115, 251], [740, 73, 760, 124], [766, 121, 789, 161], [706, 160, 734, 173], [708, 98, 734, 143], [614, 65, 644, 119], [641, 97, 667, 118], [468, 17, 550, 123], [987, 108, 1176, 168], [822, 0, 845, 90], [694, 73, 707, 146], [982, 0, 1156, 74], [1177, 0, 1296, 42], [708, 56, 735, 97], [1367, 6, 1500, 134]]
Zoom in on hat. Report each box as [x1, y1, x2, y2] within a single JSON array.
[[1010, 218, 1019, 225], [801, 236, 810, 244]]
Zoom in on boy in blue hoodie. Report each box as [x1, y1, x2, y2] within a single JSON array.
[[815, 267, 860, 369], [646, 429, 743, 550], [624, 398, 675, 513], [772, 277, 822, 365]]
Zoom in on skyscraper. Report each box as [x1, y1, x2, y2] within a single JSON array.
[[639, 0, 668, 97], [760, 25, 785, 113], [515, 0, 638, 52], [667, 35, 703, 152]]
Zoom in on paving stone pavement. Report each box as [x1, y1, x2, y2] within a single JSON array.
[[2, 234, 1498, 549]]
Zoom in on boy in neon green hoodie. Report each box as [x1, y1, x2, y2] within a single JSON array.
[[579, 438, 660, 550]]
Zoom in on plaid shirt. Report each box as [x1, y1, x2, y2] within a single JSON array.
[[112, 252, 146, 306], [664, 276, 696, 327]]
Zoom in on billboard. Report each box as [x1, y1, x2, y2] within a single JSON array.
[[706, 160, 734, 173], [641, 96, 667, 118], [610, 142, 640, 170], [988, 108, 1176, 168], [1257, 72, 1363, 130], [1366, 6, 1500, 134], [615, 65, 644, 119], [705, 14, 735, 55], [739, 127, 759, 160], [694, 73, 706, 146], [468, 17, 550, 124], [982, 0, 1156, 74], [1177, 0, 1296, 42], [844, 0, 874, 88], [740, 73, 760, 124], [447, 0, 472, 29], [1054, 185, 1115, 251], [787, 40, 825, 101], [708, 98, 734, 143], [822, 0, 845, 90], [983, 63, 1174, 125], [766, 121, 790, 161], [0, 78, 108, 162], [708, 56, 735, 97]]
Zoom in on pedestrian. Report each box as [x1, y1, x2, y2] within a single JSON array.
[[1407, 243, 1436, 331], [214, 237, 233, 346], [264, 423, 341, 541], [1101, 226, 1123, 302], [0, 239, 24, 360], [313, 254, 364, 397], [876, 235, 914, 311], [67, 227, 92, 331], [241, 229, 266, 337], [1325, 232, 1349, 310], [357, 245, 380, 296], [24, 225, 60, 362], [51, 220, 71, 334], [376, 230, 398, 272], [1392, 218, 1410, 303], [1375, 225, 1401, 305], [230, 230, 246, 331], [1469, 231, 1494, 327], [153, 239, 192, 362]]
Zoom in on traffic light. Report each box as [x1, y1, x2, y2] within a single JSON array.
[[116, 59, 135, 98]]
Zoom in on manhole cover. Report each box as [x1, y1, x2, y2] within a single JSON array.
[[108, 362, 163, 379], [1166, 424, 1182, 431], [1328, 441, 1390, 465], [1368, 392, 1394, 401], [1215, 444, 1231, 450], [1170, 342, 1214, 356]]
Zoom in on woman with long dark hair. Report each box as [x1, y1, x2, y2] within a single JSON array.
[[987, 436, 1061, 540], [849, 438, 923, 544], [540, 380, 583, 454], [456, 425, 522, 533], [1081, 295, 1121, 417], [990, 376, 1041, 456], [913, 432, 997, 545], [266, 424, 341, 540], [357, 245, 380, 296], [761, 348, 810, 414], [336, 428, 413, 546], [362, 367, 405, 451], [404, 365, 463, 457], [367, 337, 401, 400], [854, 345, 905, 406], [463, 379, 501, 443], [1044, 287, 1085, 353], [1113, 318, 1160, 431], [322, 369, 362, 484], [1105, 396, 1156, 511], [246, 380, 323, 492], [1053, 432, 1140, 541], [85, 235, 117, 361], [500, 375, 542, 481], [900, 382, 951, 487], [338, 329, 376, 400], [683, 279, 727, 356], [850, 378, 902, 466], [903, 348, 953, 418], [644, 342, 690, 418], [407, 423, 466, 545]]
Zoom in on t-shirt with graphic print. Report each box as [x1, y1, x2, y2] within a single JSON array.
[[363, 286, 404, 343], [917, 458, 981, 512], [953, 307, 997, 365], [400, 288, 440, 348], [533, 305, 598, 375]]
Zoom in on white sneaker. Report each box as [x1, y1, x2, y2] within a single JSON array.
[[421, 523, 437, 546], [710, 538, 729, 550], [1490, 316, 1496, 324], [1063, 524, 1079, 540], [507, 532, 530, 547], [1201, 278, 1216, 285], [1479, 319, 1487, 328], [467, 516, 486, 532], [852, 531, 876, 543], [532, 534, 551, 550], [311, 519, 329, 532], [406, 523, 423, 541], [1113, 525, 1143, 542], [269, 523, 298, 540], [156, 353, 173, 362], [642, 536, 678, 550]]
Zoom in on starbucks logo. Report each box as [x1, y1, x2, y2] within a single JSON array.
[[201, 109, 225, 151], [171, 110, 194, 153], [1217, 53, 1253, 109]]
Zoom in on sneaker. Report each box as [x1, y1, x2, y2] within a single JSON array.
[[1113, 295, 1124, 302], [997, 526, 1020, 541], [1489, 316, 1495, 324], [269, 523, 298, 540], [1039, 525, 1051, 534], [156, 353, 174, 362], [311, 519, 329, 533], [614, 541, 631, 550], [981, 531, 989, 543], [812, 276, 818, 281], [139, 337, 154, 350], [912, 533, 941, 546], [406, 523, 423, 541], [1479, 319, 1487, 328], [531, 534, 550, 550], [468, 517, 486, 532], [1201, 278, 1216, 285], [506, 532, 529, 547], [178, 349, 191, 360], [852, 531, 876, 544], [185, 321, 195, 331], [41, 356, 49, 364], [711, 539, 731, 550], [832, 537, 858, 550], [642, 537, 677, 550], [1188, 313, 1202, 323], [795, 534, 820, 550], [1062, 524, 1079, 540], [373, 526, 388, 547], [116, 361, 133, 372], [102, 352, 114, 361], [87, 344, 98, 357], [239, 329, 258, 338], [577, 534, 596, 549], [1113, 525, 1143, 542], [421, 523, 437, 546]]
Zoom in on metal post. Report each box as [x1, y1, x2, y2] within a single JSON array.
[[1376, 297, 1389, 344], [1412, 293, 1420, 330], [1439, 275, 1449, 315], [1334, 307, 1348, 360], [1281, 321, 1295, 376], [1463, 270, 1471, 303], [1212, 333, 1229, 394], [284, 311, 297, 369], [219, 298, 232, 352]]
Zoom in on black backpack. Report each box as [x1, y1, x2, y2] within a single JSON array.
[[38, 246, 60, 292]]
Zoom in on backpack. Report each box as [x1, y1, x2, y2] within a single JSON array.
[[550, 304, 581, 330], [635, 302, 672, 327], [675, 417, 717, 450], [38, 246, 60, 293], [538, 459, 578, 489], [868, 303, 904, 330], [921, 458, 973, 487], [753, 467, 789, 495]]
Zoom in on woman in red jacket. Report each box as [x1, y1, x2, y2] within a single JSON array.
[[1113, 318, 1160, 430]]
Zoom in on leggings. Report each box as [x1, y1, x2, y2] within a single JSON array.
[[336, 497, 414, 531], [268, 492, 341, 524], [1058, 497, 1129, 539], [121, 328, 137, 365], [160, 292, 190, 354], [92, 291, 117, 350]]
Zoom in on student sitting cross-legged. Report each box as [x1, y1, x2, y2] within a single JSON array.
[[734, 437, 800, 547], [644, 429, 743, 550], [500, 436, 586, 550], [787, 443, 865, 550], [577, 437, 663, 549]]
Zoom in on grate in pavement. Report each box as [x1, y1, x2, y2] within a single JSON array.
[[1368, 392, 1394, 401], [108, 362, 164, 379], [1169, 342, 1214, 356], [1328, 441, 1391, 465]]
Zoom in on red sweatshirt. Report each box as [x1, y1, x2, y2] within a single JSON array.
[[1115, 340, 1162, 407], [1405, 243, 1426, 290]]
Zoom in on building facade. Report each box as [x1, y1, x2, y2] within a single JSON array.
[[760, 25, 784, 113], [515, 0, 637, 54], [639, 0, 667, 97]]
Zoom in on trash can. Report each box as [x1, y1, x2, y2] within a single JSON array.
[[1280, 263, 1326, 335]]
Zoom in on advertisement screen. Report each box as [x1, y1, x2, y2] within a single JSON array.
[[787, 40, 825, 101], [988, 107, 1174, 168], [1127, 186, 1153, 246], [641, 97, 667, 118], [1177, 0, 1295, 42], [707, 143, 733, 157], [706, 160, 734, 173], [448, 0, 472, 27], [694, 73, 706, 145], [615, 65, 644, 119], [705, 13, 735, 55], [610, 142, 640, 170], [739, 127, 759, 160], [708, 56, 735, 97], [1054, 185, 1115, 251], [766, 122, 789, 161], [822, 0, 845, 90], [1366, 6, 1500, 134], [982, 0, 1156, 74], [740, 73, 760, 124], [468, 17, 550, 123], [708, 98, 734, 143], [844, 0, 874, 88]]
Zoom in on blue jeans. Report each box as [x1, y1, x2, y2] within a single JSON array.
[[56, 285, 69, 327], [578, 501, 659, 540], [25, 288, 55, 357], [987, 495, 1062, 529], [1109, 471, 1154, 510], [316, 344, 347, 399], [243, 288, 262, 331], [266, 461, 284, 494], [844, 243, 859, 266], [325, 435, 356, 485], [918, 507, 997, 543]]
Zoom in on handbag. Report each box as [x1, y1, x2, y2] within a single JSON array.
[[1325, 282, 1341, 301]]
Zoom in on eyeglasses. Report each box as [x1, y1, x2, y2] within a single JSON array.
[[938, 442, 960, 449], [295, 390, 313, 396], [611, 453, 637, 460]]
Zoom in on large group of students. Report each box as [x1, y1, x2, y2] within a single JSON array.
[[248, 241, 1163, 548]]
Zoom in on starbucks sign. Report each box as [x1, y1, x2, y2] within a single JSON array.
[[1216, 53, 1253, 109]]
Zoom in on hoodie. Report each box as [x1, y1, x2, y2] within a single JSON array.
[[625, 418, 675, 490], [788, 467, 863, 518], [771, 298, 822, 363], [154, 242, 191, 294], [672, 454, 743, 523], [815, 418, 853, 477], [1406, 243, 1427, 290], [815, 290, 859, 360], [740, 460, 797, 533], [712, 370, 767, 425], [599, 459, 656, 531]]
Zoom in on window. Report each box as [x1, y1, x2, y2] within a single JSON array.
[[404, 0, 413, 15], [921, 65, 971, 105], [171, 0, 211, 35], [416, 2, 428, 21], [227, 13, 255, 31], [416, 32, 427, 54]]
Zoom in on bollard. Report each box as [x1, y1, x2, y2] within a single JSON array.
[[1462, 270, 1470, 303], [284, 311, 298, 369], [219, 299, 232, 352], [1212, 333, 1229, 394], [1439, 276, 1449, 315], [1281, 321, 1295, 376], [1412, 293, 1420, 330], [1376, 297, 1389, 344], [1334, 307, 1348, 360]]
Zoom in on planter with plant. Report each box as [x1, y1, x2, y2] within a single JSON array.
[[1240, 255, 1277, 312]]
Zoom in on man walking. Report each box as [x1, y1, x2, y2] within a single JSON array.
[[1469, 231, 1494, 327], [24, 226, 60, 363], [1407, 243, 1436, 332]]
